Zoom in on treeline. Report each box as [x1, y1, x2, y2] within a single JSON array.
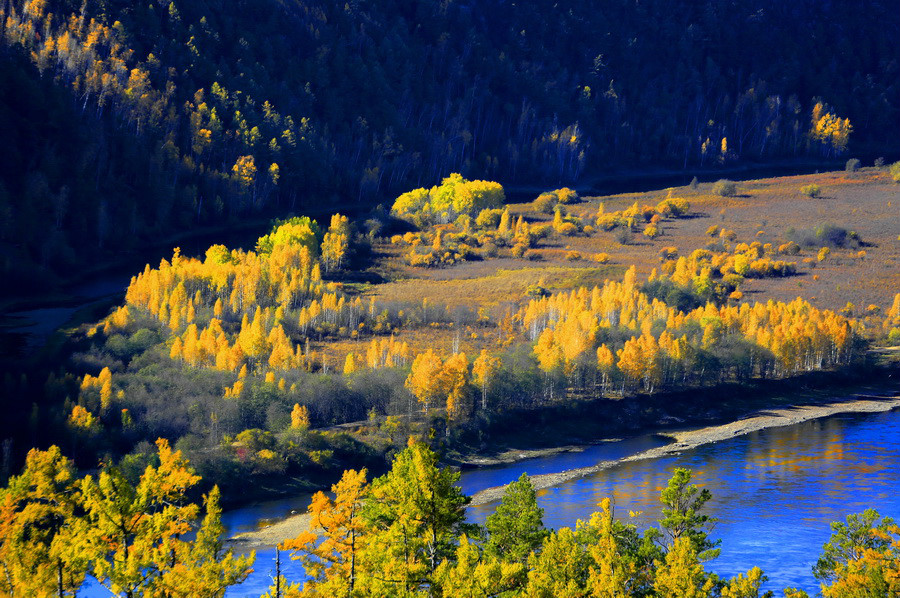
[[41, 202, 900, 493], [2, 438, 896, 596], [2, 0, 898, 285]]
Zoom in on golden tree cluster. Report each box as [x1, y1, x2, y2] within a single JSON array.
[[522, 266, 860, 395]]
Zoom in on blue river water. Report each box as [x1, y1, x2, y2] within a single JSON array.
[[77, 405, 900, 596], [468, 408, 900, 594]]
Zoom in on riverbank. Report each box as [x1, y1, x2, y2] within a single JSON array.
[[468, 394, 900, 505], [227, 391, 900, 550]]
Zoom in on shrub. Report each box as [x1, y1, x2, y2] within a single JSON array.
[[890, 161, 900, 183], [596, 213, 622, 231], [363, 218, 383, 240], [392, 174, 504, 225], [639, 205, 657, 221], [787, 223, 854, 249], [722, 273, 744, 289], [532, 193, 557, 214], [476, 208, 504, 228], [456, 243, 480, 261], [591, 253, 610, 263], [706, 225, 720, 237], [800, 184, 822, 198], [659, 246, 678, 261], [534, 188, 578, 213], [845, 158, 860, 172], [746, 258, 796, 277], [874, 157, 885, 167], [564, 250, 581, 261], [557, 222, 579, 236], [556, 187, 579, 204], [643, 224, 660, 239], [525, 283, 550, 298], [614, 227, 632, 245], [778, 241, 801, 255], [511, 242, 528, 258], [712, 179, 737, 197], [531, 224, 553, 240], [719, 229, 737, 242], [657, 196, 690, 217], [406, 249, 438, 267], [480, 241, 499, 258], [455, 214, 473, 232]]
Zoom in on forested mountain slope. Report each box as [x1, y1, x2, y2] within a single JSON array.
[[1, 0, 897, 287]]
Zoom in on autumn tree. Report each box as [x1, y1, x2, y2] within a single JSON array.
[[281, 469, 369, 597], [434, 535, 524, 598], [359, 439, 469, 597], [0, 446, 84, 597], [233, 155, 258, 190], [152, 486, 254, 597], [472, 349, 501, 411], [291, 404, 310, 430], [813, 509, 900, 598], [484, 473, 548, 565], [321, 213, 351, 274], [441, 352, 471, 420], [810, 102, 852, 155], [72, 439, 252, 597], [525, 526, 590, 597], [655, 468, 720, 560], [585, 498, 642, 598], [652, 536, 717, 598], [255, 217, 321, 257], [406, 349, 446, 413], [391, 175, 503, 226]]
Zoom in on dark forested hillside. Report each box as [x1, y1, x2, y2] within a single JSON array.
[[1, 0, 897, 287]]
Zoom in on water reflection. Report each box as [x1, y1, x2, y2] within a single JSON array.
[[471, 410, 900, 594], [458, 433, 670, 496]]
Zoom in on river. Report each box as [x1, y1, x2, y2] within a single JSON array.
[[199, 406, 900, 597]]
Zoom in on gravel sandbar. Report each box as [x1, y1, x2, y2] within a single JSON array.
[[229, 394, 900, 550]]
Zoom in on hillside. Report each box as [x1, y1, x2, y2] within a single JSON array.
[[2, 0, 898, 289]]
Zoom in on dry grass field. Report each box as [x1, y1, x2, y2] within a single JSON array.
[[313, 167, 899, 365], [377, 168, 898, 309], [563, 169, 900, 311]]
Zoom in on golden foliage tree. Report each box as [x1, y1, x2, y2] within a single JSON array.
[[73, 439, 252, 597], [281, 469, 369, 597], [405, 349, 446, 413], [0, 447, 84, 597], [472, 349, 501, 411]]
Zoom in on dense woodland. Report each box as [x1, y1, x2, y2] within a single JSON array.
[[1, 0, 898, 286], [2, 438, 897, 597]]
